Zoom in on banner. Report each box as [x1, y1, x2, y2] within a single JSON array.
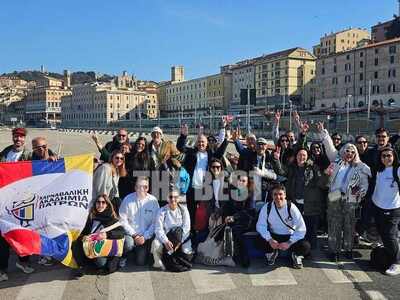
[[0, 154, 93, 268]]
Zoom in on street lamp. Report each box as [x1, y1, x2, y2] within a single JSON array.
[[346, 94, 352, 135]]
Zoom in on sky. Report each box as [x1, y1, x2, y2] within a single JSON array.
[[0, 0, 397, 82]]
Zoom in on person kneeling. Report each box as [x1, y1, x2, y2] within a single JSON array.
[[72, 194, 125, 276], [152, 189, 193, 271], [256, 185, 310, 269]]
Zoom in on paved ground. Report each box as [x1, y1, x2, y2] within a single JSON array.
[[0, 128, 399, 300]]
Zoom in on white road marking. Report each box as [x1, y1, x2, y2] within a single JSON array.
[[189, 267, 236, 294]]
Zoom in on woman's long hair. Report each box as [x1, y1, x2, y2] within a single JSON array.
[[377, 147, 399, 173], [89, 194, 118, 220], [109, 150, 128, 177], [132, 137, 150, 169]]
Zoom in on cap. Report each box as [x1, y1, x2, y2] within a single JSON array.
[[151, 127, 163, 135], [12, 127, 27, 137], [257, 137, 268, 145]]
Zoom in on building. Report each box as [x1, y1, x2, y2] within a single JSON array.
[[171, 66, 184, 83], [315, 37, 400, 109], [313, 28, 370, 58], [224, 59, 257, 114], [61, 83, 147, 127], [159, 66, 232, 119], [0, 76, 29, 88], [25, 77, 71, 125], [254, 47, 316, 109], [138, 81, 159, 119], [114, 71, 137, 89]]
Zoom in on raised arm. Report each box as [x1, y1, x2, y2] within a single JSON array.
[[316, 122, 338, 163]]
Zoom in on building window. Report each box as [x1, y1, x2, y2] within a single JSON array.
[[360, 52, 364, 57], [333, 65, 337, 73], [389, 45, 396, 54], [390, 56, 395, 64], [374, 58, 379, 66], [375, 48, 379, 54], [321, 67, 325, 75], [346, 54, 350, 60], [360, 87, 363, 95], [359, 73, 363, 81], [388, 84, 396, 93], [360, 61, 364, 68], [374, 71, 378, 79]]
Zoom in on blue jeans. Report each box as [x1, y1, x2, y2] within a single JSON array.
[[123, 235, 152, 266], [94, 257, 108, 268]]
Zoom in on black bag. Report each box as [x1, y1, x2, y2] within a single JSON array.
[[370, 245, 392, 271], [161, 227, 192, 272]]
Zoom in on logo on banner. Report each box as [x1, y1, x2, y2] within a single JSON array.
[[6, 193, 37, 227]]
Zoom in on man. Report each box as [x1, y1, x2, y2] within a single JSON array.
[[365, 128, 393, 174], [256, 185, 310, 269], [0, 128, 34, 280], [0, 127, 30, 162], [355, 135, 369, 163], [177, 124, 228, 223], [272, 111, 297, 146], [251, 138, 284, 205], [30, 137, 58, 161], [100, 128, 130, 161], [232, 128, 257, 172], [119, 177, 159, 266]]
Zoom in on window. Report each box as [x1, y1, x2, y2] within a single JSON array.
[[390, 56, 395, 64], [388, 84, 396, 93], [360, 61, 364, 68], [360, 52, 364, 57], [374, 71, 378, 79], [321, 67, 325, 75], [359, 73, 363, 81], [333, 65, 337, 73], [389, 45, 396, 54], [346, 54, 350, 60], [375, 58, 379, 66], [375, 48, 379, 54], [359, 87, 363, 95]]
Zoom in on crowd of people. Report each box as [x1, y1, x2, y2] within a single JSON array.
[[0, 111, 400, 281]]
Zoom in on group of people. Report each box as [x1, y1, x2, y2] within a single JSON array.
[[0, 111, 399, 281]]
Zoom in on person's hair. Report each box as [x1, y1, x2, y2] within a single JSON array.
[[207, 135, 217, 143], [331, 132, 342, 139], [31, 136, 47, 146], [375, 127, 389, 136], [90, 194, 117, 220], [120, 141, 132, 150], [136, 176, 149, 187], [377, 147, 399, 172], [133, 136, 149, 163], [286, 130, 294, 136], [109, 150, 128, 177], [118, 128, 128, 134], [272, 184, 286, 194], [277, 134, 288, 146], [339, 143, 361, 164], [355, 135, 367, 143]]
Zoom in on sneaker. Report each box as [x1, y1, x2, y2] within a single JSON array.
[[119, 258, 127, 269], [292, 252, 303, 269], [0, 271, 8, 282], [385, 264, 400, 276], [153, 259, 166, 271], [38, 256, 54, 266], [265, 250, 279, 266], [16, 262, 34, 274]]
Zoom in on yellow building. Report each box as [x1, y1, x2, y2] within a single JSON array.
[[313, 28, 370, 58], [255, 47, 316, 109]]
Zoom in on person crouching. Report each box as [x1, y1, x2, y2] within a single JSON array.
[[256, 185, 310, 269]]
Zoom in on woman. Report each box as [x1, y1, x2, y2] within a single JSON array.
[[72, 194, 124, 276], [152, 189, 193, 271], [125, 136, 150, 177], [210, 158, 231, 211], [317, 122, 371, 261], [285, 148, 329, 249], [371, 147, 400, 276], [222, 173, 256, 267], [93, 150, 127, 211]]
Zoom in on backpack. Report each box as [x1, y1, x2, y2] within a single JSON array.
[[370, 245, 392, 272], [266, 201, 294, 231]]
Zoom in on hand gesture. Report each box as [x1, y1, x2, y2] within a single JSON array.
[[274, 110, 281, 124], [316, 121, 325, 133], [268, 239, 280, 250], [91, 132, 99, 144], [181, 124, 189, 136], [231, 127, 239, 141], [300, 120, 310, 134], [273, 146, 281, 160], [293, 111, 300, 125]]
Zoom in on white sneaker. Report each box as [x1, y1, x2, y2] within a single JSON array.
[[119, 258, 127, 269], [153, 259, 166, 271], [38, 256, 54, 266], [0, 271, 8, 282], [385, 264, 400, 276], [16, 262, 34, 274], [292, 252, 304, 269]]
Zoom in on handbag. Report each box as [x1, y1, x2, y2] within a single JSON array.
[[194, 201, 209, 231], [82, 222, 125, 259], [328, 190, 342, 203]]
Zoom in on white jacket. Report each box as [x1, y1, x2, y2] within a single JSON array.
[[256, 201, 306, 245], [155, 204, 191, 244], [119, 192, 159, 240]]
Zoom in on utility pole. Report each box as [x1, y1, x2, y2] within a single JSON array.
[[347, 94, 352, 135], [247, 88, 250, 133], [289, 100, 293, 130]]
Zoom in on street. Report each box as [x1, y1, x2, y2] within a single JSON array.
[[0, 128, 398, 300]]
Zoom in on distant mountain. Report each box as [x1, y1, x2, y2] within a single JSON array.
[[1, 70, 115, 85]]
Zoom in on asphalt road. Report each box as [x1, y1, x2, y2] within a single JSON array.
[[0, 128, 398, 300]]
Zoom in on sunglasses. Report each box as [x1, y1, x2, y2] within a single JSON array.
[[34, 145, 47, 150], [332, 137, 341, 141], [357, 141, 368, 144], [377, 135, 388, 138], [281, 139, 289, 143], [96, 200, 106, 205], [345, 150, 356, 154], [211, 165, 221, 169], [169, 195, 179, 200], [118, 134, 127, 138], [114, 156, 124, 160], [382, 154, 393, 158]]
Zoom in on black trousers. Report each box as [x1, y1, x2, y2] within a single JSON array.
[[373, 203, 400, 265], [304, 215, 320, 250], [257, 233, 310, 257], [0, 234, 29, 271]]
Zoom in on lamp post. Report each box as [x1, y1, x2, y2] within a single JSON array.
[[347, 94, 352, 135]]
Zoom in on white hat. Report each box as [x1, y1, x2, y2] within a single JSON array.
[[151, 126, 163, 135]]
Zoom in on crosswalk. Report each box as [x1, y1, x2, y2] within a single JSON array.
[[0, 257, 385, 300]]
